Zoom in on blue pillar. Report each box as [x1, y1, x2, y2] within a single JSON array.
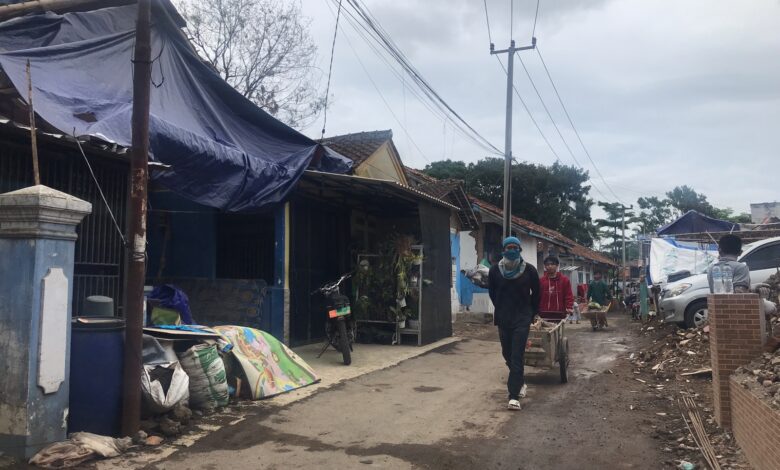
[[0, 186, 91, 459], [271, 202, 290, 343]]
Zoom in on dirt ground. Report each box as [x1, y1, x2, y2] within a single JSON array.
[[5, 314, 750, 470], [139, 315, 676, 469]]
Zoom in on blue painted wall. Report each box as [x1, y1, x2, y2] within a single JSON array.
[[0, 238, 76, 458]]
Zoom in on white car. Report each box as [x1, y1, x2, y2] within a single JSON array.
[[659, 236, 780, 328]]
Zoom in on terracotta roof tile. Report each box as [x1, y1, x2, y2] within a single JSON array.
[[320, 130, 392, 166]]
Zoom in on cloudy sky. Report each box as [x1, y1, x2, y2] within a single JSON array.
[[301, 0, 780, 214]]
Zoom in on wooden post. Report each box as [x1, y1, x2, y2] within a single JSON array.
[[121, 0, 151, 437], [26, 60, 40, 186]]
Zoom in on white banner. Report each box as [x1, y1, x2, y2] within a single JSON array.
[[649, 238, 718, 284]]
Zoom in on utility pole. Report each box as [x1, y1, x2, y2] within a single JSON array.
[[121, 0, 151, 437], [491, 37, 536, 238], [620, 204, 633, 298]]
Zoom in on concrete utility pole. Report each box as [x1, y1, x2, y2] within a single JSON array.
[[122, 0, 151, 437], [491, 37, 536, 238], [620, 204, 633, 297]]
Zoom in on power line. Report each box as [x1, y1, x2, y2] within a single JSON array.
[[322, 0, 433, 163], [510, 0, 514, 40], [532, 0, 541, 39], [535, 46, 624, 203], [321, 0, 343, 139], [483, 0, 493, 45], [342, 0, 502, 155], [331, 0, 500, 159]]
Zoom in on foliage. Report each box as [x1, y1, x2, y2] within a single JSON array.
[[594, 202, 638, 261], [423, 158, 597, 246], [177, 0, 324, 128], [636, 196, 673, 235], [353, 234, 418, 322]]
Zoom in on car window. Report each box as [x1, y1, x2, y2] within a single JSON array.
[[742, 243, 780, 271]]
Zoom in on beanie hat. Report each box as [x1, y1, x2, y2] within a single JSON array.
[[502, 236, 522, 250]]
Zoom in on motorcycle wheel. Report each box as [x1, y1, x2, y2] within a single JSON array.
[[337, 320, 351, 365]]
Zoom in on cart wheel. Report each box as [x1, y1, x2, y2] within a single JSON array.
[[559, 337, 569, 384]]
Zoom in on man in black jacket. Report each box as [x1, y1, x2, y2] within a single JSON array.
[[488, 236, 541, 410]]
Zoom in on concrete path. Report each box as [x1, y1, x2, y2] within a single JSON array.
[[137, 316, 665, 469]]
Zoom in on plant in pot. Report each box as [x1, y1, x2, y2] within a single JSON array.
[[389, 304, 409, 329]]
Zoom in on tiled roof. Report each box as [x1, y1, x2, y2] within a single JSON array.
[[404, 167, 461, 199], [470, 196, 617, 266], [320, 130, 392, 166]]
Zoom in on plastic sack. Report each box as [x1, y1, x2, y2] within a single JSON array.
[[177, 344, 229, 409], [464, 264, 490, 288], [141, 362, 190, 414], [29, 432, 131, 468]]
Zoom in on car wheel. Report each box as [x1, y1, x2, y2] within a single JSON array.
[[684, 300, 708, 329]]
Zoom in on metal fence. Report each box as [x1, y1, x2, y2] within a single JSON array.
[[0, 139, 128, 316]]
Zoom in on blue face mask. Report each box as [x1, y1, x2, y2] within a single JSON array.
[[503, 249, 521, 261]]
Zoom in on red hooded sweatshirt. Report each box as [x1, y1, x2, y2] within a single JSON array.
[[539, 271, 574, 314]]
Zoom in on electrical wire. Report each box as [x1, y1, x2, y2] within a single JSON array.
[[322, 0, 433, 163], [341, 0, 502, 155], [510, 0, 514, 40], [483, 0, 493, 45], [535, 46, 624, 203], [321, 0, 343, 139], [532, 0, 541, 39], [331, 0, 497, 161], [72, 131, 126, 245]]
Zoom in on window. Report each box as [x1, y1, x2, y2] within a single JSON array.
[[742, 243, 780, 271]]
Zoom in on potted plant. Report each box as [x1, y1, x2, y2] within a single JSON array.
[[389, 305, 408, 329]]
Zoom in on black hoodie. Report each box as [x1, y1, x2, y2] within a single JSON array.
[[488, 263, 541, 328]]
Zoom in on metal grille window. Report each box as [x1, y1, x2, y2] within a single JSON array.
[[0, 139, 128, 316]]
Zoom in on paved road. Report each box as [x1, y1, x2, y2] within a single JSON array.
[[149, 316, 665, 469]]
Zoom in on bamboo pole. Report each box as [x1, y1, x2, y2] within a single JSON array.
[[26, 59, 40, 186]]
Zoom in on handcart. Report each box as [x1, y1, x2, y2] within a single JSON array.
[[582, 303, 609, 331], [525, 312, 570, 383]]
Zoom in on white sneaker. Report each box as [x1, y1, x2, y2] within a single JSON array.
[[519, 384, 528, 398], [507, 399, 522, 410]]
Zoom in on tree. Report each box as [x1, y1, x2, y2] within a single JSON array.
[[177, 0, 324, 128], [636, 196, 672, 234], [665, 185, 715, 217], [594, 202, 638, 261], [423, 158, 597, 246]]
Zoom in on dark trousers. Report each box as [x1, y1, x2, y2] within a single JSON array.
[[498, 324, 531, 400]]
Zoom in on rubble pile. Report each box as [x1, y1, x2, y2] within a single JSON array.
[[631, 323, 711, 378], [137, 403, 197, 446], [733, 350, 780, 410]]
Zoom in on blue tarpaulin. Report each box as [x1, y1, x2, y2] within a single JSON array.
[[0, 3, 350, 211], [656, 210, 739, 236]]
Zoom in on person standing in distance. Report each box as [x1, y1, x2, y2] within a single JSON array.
[[488, 236, 541, 410]]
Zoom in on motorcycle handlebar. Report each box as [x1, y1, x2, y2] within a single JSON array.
[[310, 273, 352, 295]]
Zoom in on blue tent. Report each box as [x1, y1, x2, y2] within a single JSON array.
[[0, 2, 350, 211], [656, 210, 739, 236]]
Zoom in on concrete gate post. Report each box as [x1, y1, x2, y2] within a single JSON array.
[[0, 185, 91, 458], [708, 293, 764, 428]]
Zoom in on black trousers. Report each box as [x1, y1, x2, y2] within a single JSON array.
[[498, 324, 531, 400]]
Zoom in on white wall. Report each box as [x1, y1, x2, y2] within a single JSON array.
[[520, 234, 538, 269]]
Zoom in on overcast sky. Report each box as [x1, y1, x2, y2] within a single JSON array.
[[301, 0, 780, 215]]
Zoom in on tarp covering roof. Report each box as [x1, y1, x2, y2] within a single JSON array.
[[656, 210, 739, 236], [0, 3, 350, 211]]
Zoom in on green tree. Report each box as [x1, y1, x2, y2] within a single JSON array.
[[665, 185, 715, 217], [636, 196, 673, 234], [594, 202, 638, 261], [423, 158, 597, 246]]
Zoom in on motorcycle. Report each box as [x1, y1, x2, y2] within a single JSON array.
[[311, 274, 355, 365]]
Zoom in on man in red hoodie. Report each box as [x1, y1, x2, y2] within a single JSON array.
[[539, 256, 574, 321]]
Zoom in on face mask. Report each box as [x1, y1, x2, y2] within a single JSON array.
[[503, 249, 521, 261]]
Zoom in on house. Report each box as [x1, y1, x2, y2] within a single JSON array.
[[321, 130, 408, 185], [401, 168, 617, 317]]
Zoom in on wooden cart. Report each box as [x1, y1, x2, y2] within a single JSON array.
[[525, 313, 569, 383], [582, 305, 609, 331]]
